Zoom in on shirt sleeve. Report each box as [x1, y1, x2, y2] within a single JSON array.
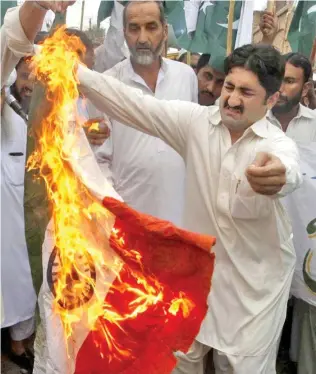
[[267, 133, 302, 197], [191, 70, 199, 104], [1, 7, 34, 89], [78, 65, 202, 157]]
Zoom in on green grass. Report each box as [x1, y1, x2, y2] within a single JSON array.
[[28, 233, 43, 295]]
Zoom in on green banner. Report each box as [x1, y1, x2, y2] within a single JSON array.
[[288, 1, 316, 58], [1, 1, 17, 26]]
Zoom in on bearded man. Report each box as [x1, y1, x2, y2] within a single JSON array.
[[95, 0, 197, 226], [268, 52, 316, 141]]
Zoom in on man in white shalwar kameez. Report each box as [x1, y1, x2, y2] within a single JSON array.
[[1, 71, 37, 369], [95, 1, 198, 226], [76, 44, 302, 373]]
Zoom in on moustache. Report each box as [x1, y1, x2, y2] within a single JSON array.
[[20, 86, 33, 94], [200, 90, 215, 98], [224, 100, 244, 114], [136, 43, 152, 51], [277, 94, 288, 102]]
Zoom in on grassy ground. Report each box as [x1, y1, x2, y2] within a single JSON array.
[[27, 232, 44, 295]]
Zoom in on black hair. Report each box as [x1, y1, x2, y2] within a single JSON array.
[[64, 28, 93, 51], [15, 58, 25, 71], [196, 54, 211, 72], [123, 1, 165, 28], [284, 52, 312, 83], [15, 55, 32, 71], [224, 44, 284, 97], [178, 52, 200, 63]]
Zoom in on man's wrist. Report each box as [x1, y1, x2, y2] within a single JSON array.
[[261, 35, 275, 45]]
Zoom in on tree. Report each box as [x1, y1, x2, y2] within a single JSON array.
[[85, 24, 105, 47]]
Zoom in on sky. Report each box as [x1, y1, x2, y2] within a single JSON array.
[[66, 0, 103, 30], [65, 0, 270, 30], [16, 0, 271, 31]]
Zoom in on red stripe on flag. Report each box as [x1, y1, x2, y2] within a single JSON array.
[[75, 197, 215, 374]]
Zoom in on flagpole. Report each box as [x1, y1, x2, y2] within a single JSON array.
[[80, 0, 85, 30], [282, 2, 295, 54], [226, 0, 236, 55], [267, 0, 274, 13], [263, 0, 275, 37], [186, 51, 191, 66], [164, 39, 168, 58]]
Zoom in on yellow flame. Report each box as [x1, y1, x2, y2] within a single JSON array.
[[88, 122, 100, 133], [169, 292, 195, 318], [28, 26, 194, 362]]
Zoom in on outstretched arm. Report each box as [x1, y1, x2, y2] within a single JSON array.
[[78, 65, 205, 158], [1, 1, 75, 88]]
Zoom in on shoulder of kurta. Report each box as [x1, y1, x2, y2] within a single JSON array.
[[185, 103, 214, 132], [266, 123, 298, 150], [306, 110, 316, 120], [265, 120, 286, 135], [206, 105, 221, 123], [169, 63, 198, 100], [103, 59, 129, 78], [4, 6, 34, 58], [164, 58, 197, 78]]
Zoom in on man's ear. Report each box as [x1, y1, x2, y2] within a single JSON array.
[[266, 91, 280, 110], [302, 80, 311, 98], [163, 23, 168, 41]]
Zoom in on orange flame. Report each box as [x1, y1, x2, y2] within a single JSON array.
[[28, 27, 194, 361]]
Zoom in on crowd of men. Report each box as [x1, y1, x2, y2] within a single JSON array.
[[1, 1, 316, 374]]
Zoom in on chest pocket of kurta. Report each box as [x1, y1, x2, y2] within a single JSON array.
[[2, 146, 26, 186], [230, 176, 272, 220]]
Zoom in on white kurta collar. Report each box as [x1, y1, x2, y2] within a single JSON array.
[[126, 57, 168, 92], [267, 103, 315, 127]]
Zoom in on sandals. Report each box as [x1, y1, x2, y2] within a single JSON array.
[[8, 348, 34, 374]]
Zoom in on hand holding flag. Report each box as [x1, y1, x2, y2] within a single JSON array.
[[260, 11, 278, 43]]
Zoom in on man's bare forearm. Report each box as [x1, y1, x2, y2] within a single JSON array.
[[19, 1, 47, 42]]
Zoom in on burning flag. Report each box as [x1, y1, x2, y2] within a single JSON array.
[[27, 27, 216, 374]]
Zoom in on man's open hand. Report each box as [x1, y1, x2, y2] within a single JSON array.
[[246, 152, 286, 195], [36, 1, 76, 13]]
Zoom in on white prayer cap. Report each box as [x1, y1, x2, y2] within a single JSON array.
[[178, 48, 187, 59], [5, 69, 17, 87]]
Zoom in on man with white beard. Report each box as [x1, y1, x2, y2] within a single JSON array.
[[95, 0, 198, 226]]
